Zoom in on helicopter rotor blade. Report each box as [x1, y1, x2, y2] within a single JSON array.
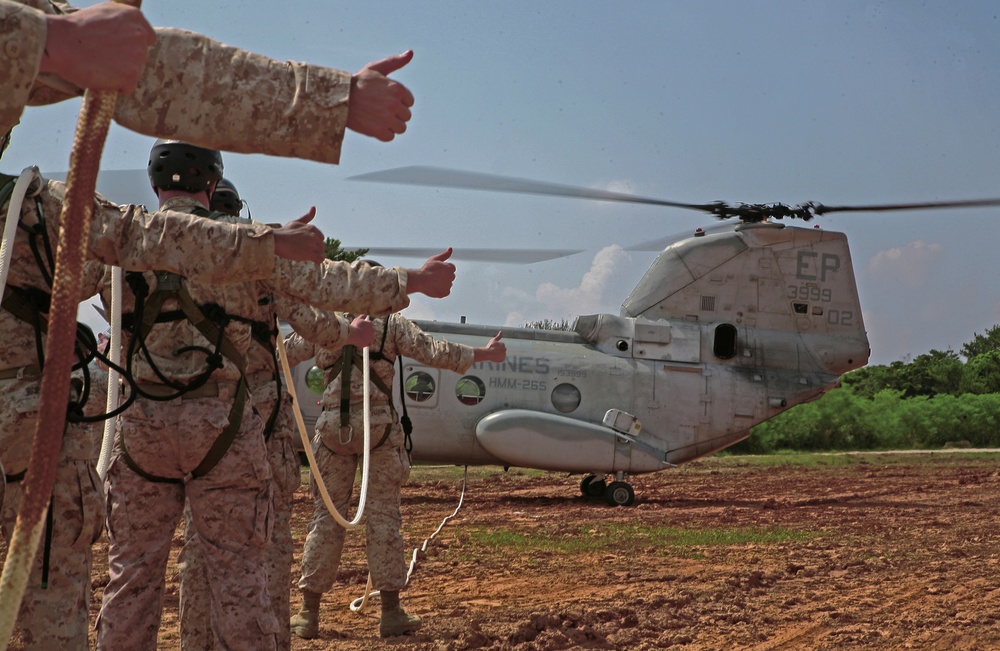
[[348, 166, 715, 213], [812, 197, 1000, 216], [350, 246, 582, 264]]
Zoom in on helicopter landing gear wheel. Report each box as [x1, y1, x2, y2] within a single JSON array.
[[580, 474, 606, 498], [604, 481, 635, 507]]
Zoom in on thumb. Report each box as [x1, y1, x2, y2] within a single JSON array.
[[294, 206, 317, 224], [494, 331, 504, 342], [363, 50, 414, 76], [429, 247, 454, 263]]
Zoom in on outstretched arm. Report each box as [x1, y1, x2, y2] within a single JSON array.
[[272, 208, 325, 264]]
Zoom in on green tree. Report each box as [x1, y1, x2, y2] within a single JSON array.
[[324, 238, 368, 263], [960, 350, 1000, 395], [523, 318, 571, 331], [961, 324, 1000, 358]]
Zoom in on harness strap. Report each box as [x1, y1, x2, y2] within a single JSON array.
[[328, 316, 395, 450], [121, 271, 250, 482]]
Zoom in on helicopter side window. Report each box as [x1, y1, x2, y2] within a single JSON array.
[[405, 371, 436, 402], [551, 383, 581, 413], [455, 376, 486, 406], [713, 324, 738, 359], [305, 366, 325, 394]]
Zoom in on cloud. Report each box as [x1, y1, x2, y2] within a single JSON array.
[[503, 245, 632, 325], [865, 240, 943, 288]]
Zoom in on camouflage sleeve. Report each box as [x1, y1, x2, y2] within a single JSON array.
[[282, 331, 318, 369], [0, 1, 47, 135], [85, 190, 277, 283], [26, 25, 350, 163], [276, 299, 350, 355], [270, 259, 410, 317], [392, 314, 475, 375]]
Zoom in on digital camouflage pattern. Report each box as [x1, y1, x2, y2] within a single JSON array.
[[298, 314, 475, 597], [1, 0, 351, 163], [179, 296, 344, 651]]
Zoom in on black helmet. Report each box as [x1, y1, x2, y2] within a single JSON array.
[[210, 177, 242, 216], [147, 139, 223, 194]]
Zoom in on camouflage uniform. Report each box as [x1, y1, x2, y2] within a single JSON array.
[[97, 196, 412, 650], [296, 314, 474, 629], [0, 169, 282, 650], [1, 0, 351, 163], [179, 278, 349, 649]]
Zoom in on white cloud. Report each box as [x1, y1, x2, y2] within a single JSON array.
[[503, 245, 632, 325], [865, 240, 943, 288]]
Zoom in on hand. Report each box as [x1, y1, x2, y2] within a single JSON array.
[[347, 50, 415, 142], [474, 331, 506, 363], [273, 207, 325, 264], [406, 248, 455, 298], [40, 2, 156, 93], [347, 315, 376, 348]]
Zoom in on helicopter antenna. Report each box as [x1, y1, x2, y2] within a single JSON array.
[[348, 166, 1000, 224]]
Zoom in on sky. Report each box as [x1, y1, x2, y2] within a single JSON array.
[[8, 1, 1000, 366]]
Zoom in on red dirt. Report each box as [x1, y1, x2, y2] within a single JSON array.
[[14, 451, 1000, 650]]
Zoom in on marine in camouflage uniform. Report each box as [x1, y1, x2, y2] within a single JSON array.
[[177, 183, 358, 651], [0, 162, 286, 650], [96, 143, 441, 651], [1, 0, 412, 164], [291, 312, 505, 639]]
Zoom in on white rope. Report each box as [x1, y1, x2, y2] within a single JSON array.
[[0, 167, 36, 296], [278, 333, 371, 529], [349, 466, 468, 613], [96, 266, 122, 479]]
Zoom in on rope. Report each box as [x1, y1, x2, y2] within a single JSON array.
[[0, 2, 141, 643], [97, 266, 122, 479], [349, 466, 468, 613], [0, 168, 35, 294], [276, 334, 372, 529]]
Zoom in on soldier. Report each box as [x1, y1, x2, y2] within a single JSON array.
[[96, 141, 456, 650], [0, 140, 323, 648], [290, 284, 506, 639], [178, 180, 374, 651], [2, 0, 415, 164]]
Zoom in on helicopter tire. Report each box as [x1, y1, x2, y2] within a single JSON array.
[[580, 474, 606, 498], [604, 481, 635, 507]]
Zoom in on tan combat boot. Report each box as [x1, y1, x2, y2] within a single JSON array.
[[289, 590, 322, 640], [379, 590, 422, 637]]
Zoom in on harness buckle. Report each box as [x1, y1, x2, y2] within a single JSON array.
[[339, 425, 354, 445]]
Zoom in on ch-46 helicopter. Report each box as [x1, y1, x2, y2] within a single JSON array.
[[288, 167, 1000, 505], [282, 166, 1000, 507]]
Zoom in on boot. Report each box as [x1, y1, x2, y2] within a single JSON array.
[[289, 590, 322, 640], [379, 590, 422, 637]]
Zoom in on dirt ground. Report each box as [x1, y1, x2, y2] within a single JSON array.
[[14, 451, 1000, 650]]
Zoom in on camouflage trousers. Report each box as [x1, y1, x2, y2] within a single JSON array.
[[179, 394, 301, 651], [297, 418, 411, 595], [96, 395, 277, 651], [1, 447, 104, 651]]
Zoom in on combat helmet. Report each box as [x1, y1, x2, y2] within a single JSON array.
[[210, 177, 242, 217], [147, 139, 223, 194]]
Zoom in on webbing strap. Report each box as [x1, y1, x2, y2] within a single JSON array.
[[122, 273, 250, 482]]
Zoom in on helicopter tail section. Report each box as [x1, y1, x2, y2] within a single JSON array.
[[622, 222, 869, 377]]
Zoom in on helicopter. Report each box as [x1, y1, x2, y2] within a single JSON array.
[[285, 166, 1000, 506]]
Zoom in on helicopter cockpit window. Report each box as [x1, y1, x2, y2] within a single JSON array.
[[305, 366, 326, 394], [455, 376, 486, 406], [551, 383, 581, 413], [405, 371, 436, 402], [713, 323, 738, 359]]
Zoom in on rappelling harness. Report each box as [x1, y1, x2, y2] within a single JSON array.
[[321, 314, 412, 455], [116, 207, 273, 483]]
